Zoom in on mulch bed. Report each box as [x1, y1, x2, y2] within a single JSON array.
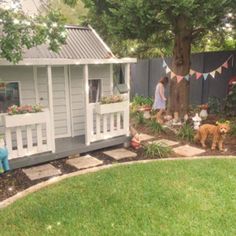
[[1, 116, 236, 202]]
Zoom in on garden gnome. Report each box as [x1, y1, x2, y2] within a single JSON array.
[[130, 126, 141, 150], [192, 113, 202, 130], [0, 138, 9, 173]]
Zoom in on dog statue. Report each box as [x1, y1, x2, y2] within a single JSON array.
[[194, 122, 230, 151]]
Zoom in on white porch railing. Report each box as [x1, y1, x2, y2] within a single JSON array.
[[3, 109, 54, 160], [87, 101, 129, 143]]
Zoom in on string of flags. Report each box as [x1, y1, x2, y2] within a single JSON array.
[[162, 55, 233, 83]]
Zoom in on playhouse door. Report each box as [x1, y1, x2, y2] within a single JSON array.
[[52, 67, 71, 138]]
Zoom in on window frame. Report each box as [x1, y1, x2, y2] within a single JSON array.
[[0, 81, 22, 115], [88, 78, 103, 104]]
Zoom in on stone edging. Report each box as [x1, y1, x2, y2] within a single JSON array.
[[1, 155, 236, 209]]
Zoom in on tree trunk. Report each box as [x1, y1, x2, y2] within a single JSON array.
[[168, 15, 192, 119]]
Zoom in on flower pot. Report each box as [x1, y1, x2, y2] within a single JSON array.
[[95, 101, 128, 114]]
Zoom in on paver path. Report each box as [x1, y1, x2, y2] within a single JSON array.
[[103, 148, 137, 160], [23, 164, 61, 181], [66, 154, 103, 169]]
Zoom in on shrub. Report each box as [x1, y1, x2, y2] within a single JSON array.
[[144, 142, 172, 158], [230, 122, 236, 136], [148, 120, 165, 133], [134, 112, 146, 125], [177, 123, 194, 142], [132, 95, 153, 107], [208, 96, 221, 114], [224, 84, 236, 116]]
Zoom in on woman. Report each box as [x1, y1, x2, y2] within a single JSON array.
[[152, 76, 169, 124]]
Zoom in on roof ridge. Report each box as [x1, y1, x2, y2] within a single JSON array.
[[65, 25, 90, 30]]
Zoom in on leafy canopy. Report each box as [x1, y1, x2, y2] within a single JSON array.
[[0, 6, 67, 63], [70, 0, 235, 57]]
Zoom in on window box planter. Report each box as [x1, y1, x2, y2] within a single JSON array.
[[95, 101, 128, 114], [4, 110, 47, 128]]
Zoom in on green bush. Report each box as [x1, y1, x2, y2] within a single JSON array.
[[148, 120, 165, 133], [177, 123, 194, 142], [134, 112, 146, 125], [208, 96, 221, 114], [132, 95, 153, 106], [144, 142, 172, 158], [230, 122, 236, 136], [224, 84, 236, 116]]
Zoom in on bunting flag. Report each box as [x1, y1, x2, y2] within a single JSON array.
[[166, 67, 171, 73], [196, 72, 202, 80], [170, 71, 176, 79], [216, 67, 222, 74], [189, 69, 195, 75], [185, 74, 190, 81], [210, 71, 216, 78], [222, 61, 228, 68], [163, 60, 167, 67], [177, 75, 184, 83], [161, 54, 233, 81], [203, 73, 208, 80]]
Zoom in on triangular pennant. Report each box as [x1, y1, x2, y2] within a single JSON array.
[[203, 73, 208, 80], [162, 60, 167, 68], [189, 69, 195, 75], [222, 61, 228, 68], [210, 71, 216, 78], [177, 75, 183, 83], [216, 67, 222, 74], [170, 72, 176, 79], [166, 67, 171, 73], [185, 74, 190, 81], [196, 72, 202, 80]]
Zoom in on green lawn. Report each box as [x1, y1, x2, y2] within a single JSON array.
[[1, 159, 236, 236]]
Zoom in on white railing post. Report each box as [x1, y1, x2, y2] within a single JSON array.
[[47, 65, 56, 153], [124, 63, 130, 136], [84, 64, 91, 145]]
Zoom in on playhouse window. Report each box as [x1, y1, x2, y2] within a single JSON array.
[[89, 80, 101, 103], [0, 82, 20, 113]]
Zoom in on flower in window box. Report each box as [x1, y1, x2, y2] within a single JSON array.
[[100, 95, 124, 104]]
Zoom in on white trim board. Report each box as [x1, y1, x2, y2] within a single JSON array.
[[0, 58, 137, 66]]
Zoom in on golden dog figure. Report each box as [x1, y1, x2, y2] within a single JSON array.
[[194, 123, 230, 151]]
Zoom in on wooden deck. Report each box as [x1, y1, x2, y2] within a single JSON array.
[[9, 135, 129, 170]]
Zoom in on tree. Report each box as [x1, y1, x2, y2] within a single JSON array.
[[66, 0, 235, 118], [0, 5, 67, 63]]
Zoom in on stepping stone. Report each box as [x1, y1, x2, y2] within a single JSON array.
[[150, 139, 179, 147], [23, 164, 61, 181], [139, 133, 155, 142], [66, 155, 103, 169], [173, 145, 206, 157], [104, 148, 137, 160]]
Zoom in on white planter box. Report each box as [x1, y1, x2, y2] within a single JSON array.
[[4, 110, 48, 128], [95, 101, 128, 114]]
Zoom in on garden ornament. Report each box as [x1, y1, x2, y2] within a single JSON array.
[[199, 104, 208, 120], [0, 138, 9, 173], [192, 113, 202, 130]]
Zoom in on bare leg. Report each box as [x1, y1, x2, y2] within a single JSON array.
[[156, 109, 165, 124]]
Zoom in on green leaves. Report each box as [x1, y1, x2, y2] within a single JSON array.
[[0, 9, 67, 63]]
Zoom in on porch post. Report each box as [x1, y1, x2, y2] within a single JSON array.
[[109, 64, 113, 95], [84, 64, 90, 145], [33, 66, 39, 103], [47, 65, 56, 152], [124, 63, 131, 136]]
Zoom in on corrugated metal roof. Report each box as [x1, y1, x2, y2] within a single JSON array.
[[23, 25, 115, 60]]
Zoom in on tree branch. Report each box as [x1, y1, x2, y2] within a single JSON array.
[[191, 28, 205, 38]]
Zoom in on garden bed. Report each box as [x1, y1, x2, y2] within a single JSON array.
[[0, 114, 235, 202]]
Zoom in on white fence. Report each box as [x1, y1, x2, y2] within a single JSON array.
[[87, 101, 129, 143], [3, 109, 54, 159]]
